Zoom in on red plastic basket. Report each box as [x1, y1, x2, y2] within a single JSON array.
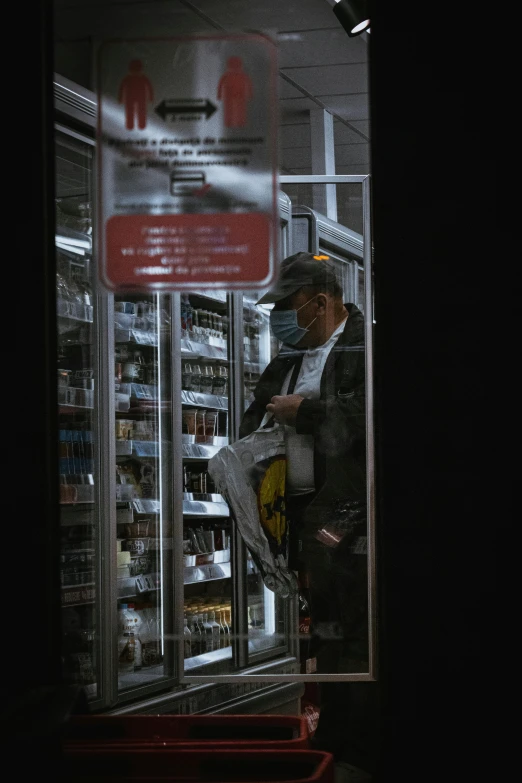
[[60, 747, 334, 783], [62, 714, 310, 751]]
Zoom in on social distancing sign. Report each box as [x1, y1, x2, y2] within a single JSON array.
[[96, 33, 279, 292]]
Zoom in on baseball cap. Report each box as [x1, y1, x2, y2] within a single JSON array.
[[256, 252, 338, 305]]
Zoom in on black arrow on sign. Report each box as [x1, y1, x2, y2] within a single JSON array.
[[155, 99, 217, 120]]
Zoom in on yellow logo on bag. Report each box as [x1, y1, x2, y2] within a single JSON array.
[[257, 456, 287, 545]]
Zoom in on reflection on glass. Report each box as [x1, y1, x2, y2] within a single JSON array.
[[56, 132, 98, 698]]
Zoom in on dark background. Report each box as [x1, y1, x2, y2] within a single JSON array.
[[7, 1, 513, 779]]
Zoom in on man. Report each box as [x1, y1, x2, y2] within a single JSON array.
[[240, 251, 377, 775]]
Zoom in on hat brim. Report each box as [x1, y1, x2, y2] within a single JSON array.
[[256, 283, 302, 305]]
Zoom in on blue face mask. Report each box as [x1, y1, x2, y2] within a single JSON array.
[[269, 296, 318, 346]]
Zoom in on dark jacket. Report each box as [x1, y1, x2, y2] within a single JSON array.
[[239, 302, 366, 502], [240, 303, 368, 662]]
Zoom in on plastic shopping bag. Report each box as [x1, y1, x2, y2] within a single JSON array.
[[208, 422, 298, 598]]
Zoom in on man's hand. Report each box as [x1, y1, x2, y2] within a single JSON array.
[[266, 394, 305, 426]]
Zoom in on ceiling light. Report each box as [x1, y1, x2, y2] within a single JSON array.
[[332, 0, 371, 38]]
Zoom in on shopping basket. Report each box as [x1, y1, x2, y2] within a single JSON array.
[[59, 747, 334, 783], [62, 713, 310, 750]]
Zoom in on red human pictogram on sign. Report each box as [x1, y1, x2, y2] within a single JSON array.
[[118, 59, 154, 130], [217, 56, 253, 128]]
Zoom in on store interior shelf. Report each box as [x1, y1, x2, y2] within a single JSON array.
[[115, 327, 158, 346], [116, 439, 171, 458], [116, 499, 161, 514], [59, 403, 94, 413], [57, 297, 93, 323], [183, 494, 229, 517], [184, 561, 231, 585], [184, 644, 233, 670], [117, 572, 160, 598], [181, 390, 228, 409], [181, 338, 227, 361], [182, 440, 228, 460], [190, 289, 227, 304]]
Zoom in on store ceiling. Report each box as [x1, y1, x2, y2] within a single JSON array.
[[54, 0, 370, 178]]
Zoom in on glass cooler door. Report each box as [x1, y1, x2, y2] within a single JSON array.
[[114, 292, 175, 693], [179, 290, 235, 675], [55, 128, 100, 700]]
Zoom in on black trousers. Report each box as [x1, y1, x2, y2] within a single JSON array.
[[286, 493, 378, 773]]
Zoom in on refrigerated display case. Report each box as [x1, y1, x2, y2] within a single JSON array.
[[54, 74, 302, 714]]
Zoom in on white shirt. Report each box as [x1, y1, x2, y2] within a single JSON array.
[[282, 318, 347, 495]]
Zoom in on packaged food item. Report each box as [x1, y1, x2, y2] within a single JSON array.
[[199, 362, 214, 394], [212, 365, 228, 396], [116, 460, 140, 490], [121, 520, 150, 538], [187, 527, 203, 553], [182, 408, 198, 436], [115, 419, 134, 440], [204, 410, 218, 439], [182, 362, 192, 390], [195, 409, 206, 442], [133, 420, 153, 440], [122, 537, 150, 555], [138, 460, 156, 498], [189, 364, 202, 392]]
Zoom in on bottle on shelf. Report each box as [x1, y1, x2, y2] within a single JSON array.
[[224, 605, 232, 645], [183, 616, 192, 659], [217, 607, 227, 649], [196, 613, 207, 654], [118, 631, 136, 673], [188, 613, 202, 657], [202, 610, 214, 652], [208, 609, 221, 650]]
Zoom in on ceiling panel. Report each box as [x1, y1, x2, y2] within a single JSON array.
[[319, 94, 369, 122], [281, 63, 368, 96], [281, 124, 312, 148], [277, 28, 368, 69], [334, 144, 370, 166], [333, 121, 368, 145], [191, 0, 336, 31]]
